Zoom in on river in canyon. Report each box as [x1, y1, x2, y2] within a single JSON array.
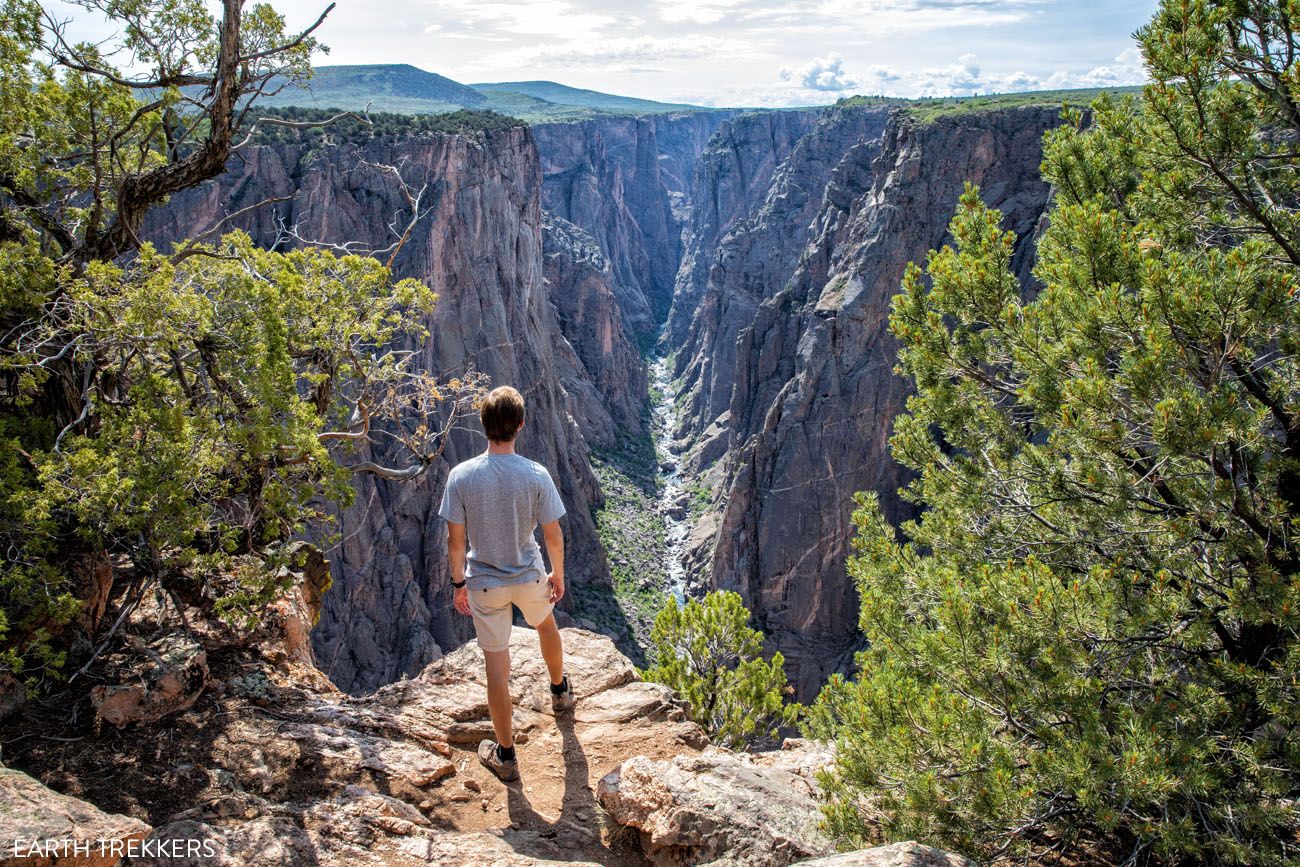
[[648, 344, 689, 605]]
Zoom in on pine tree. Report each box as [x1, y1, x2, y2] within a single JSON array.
[[642, 591, 797, 749], [804, 1, 1300, 863]]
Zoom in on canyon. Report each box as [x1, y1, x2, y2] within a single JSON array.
[[148, 99, 1064, 701]]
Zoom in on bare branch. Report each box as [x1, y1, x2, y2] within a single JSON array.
[[232, 105, 372, 152], [169, 194, 296, 263]]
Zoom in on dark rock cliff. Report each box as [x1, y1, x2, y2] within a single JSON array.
[[532, 112, 731, 338], [145, 111, 729, 694], [664, 109, 821, 347], [542, 211, 647, 447], [668, 106, 1066, 699], [672, 104, 892, 466], [146, 128, 643, 693]]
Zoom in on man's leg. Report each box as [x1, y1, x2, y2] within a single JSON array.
[[483, 648, 514, 748], [535, 613, 565, 686]]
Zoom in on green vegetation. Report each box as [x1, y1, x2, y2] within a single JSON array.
[[834, 95, 904, 110], [246, 106, 524, 147], [905, 86, 1144, 123], [584, 424, 668, 650], [471, 80, 705, 114], [642, 591, 797, 749], [0, 1, 480, 690], [805, 1, 1300, 863], [686, 479, 711, 521], [476, 89, 612, 123], [834, 88, 1145, 124]]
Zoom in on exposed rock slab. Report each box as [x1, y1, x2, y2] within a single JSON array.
[[4, 627, 705, 867], [597, 740, 835, 866], [0, 766, 150, 867], [90, 635, 208, 728], [795, 843, 974, 866]]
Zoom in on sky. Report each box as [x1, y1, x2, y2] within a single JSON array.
[[52, 0, 1161, 108]]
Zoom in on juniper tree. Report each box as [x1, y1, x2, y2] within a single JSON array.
[[804, 1, 1300, 863], [0, 0, 483, 690], [643, 591, 797, 749]]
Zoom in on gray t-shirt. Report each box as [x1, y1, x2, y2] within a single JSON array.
[[438, 453, 566, 589]]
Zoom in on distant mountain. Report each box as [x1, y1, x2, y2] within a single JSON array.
[[257, 65, 1134, 126], [257, 64, 486, 114], [253, 64, 715, 121], [471, 81, 705, 114]]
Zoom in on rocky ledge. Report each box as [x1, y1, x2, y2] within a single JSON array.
[[0, 569, 967, 866]]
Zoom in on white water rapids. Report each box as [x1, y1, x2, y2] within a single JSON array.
[[649, 351, 689, 604]]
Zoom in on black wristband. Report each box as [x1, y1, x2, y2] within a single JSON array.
[[451, 578, 466, 589]]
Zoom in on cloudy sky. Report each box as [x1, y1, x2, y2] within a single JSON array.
[[57, 0, 1159, 107]]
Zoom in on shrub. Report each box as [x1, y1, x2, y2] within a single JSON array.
[[642, 591, 797, 749]]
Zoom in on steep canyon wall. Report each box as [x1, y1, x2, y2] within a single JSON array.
[[669, 106, 1066, 699], [149, 103, 1069, 702], [532, 112, 731, 338], [148, 113, 725, 693]]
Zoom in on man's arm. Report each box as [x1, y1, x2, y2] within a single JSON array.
[[541, 519, 564, 603], [448, 521, 471, 615]]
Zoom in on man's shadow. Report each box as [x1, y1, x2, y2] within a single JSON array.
[[503, 710, 603, 853]]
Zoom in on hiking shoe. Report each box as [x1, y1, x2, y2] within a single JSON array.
[[550, 675, 575, 712], [477, 739, 519, 782]]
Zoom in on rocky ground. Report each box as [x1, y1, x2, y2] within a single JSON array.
[[0, 560, 969, 867]]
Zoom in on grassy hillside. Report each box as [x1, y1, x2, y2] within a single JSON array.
[[903, 85, 1144, 122], [471, 80, 704, 114], [257, 64, 487, 114], [255, 64, 714, 121], [476, 89, 618, 122]]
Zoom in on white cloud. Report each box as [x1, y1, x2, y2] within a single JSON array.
[[810, 0, 1040, 33], [1070, 46, 1147, 87], [656, 0, 748, 25], [487, 35, 756, 71], [918, 52, 982, 95], [780, 52, 857, 91], [776, 52, 1045, 100], [427, 0, 619, 39]]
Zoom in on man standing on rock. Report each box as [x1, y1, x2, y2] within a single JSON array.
[[440, 385, 576, 782]]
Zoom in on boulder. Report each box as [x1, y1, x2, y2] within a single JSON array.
[[260, 541, 331, 668], [795, 843, 974, 866], [0, 766, 150, 866], [90, 635, 207, 727], [597, 742, 835, 866], [396, 831, 604, 866]]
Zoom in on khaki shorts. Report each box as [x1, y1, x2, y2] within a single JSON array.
[[468, 575, 555, 652]]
